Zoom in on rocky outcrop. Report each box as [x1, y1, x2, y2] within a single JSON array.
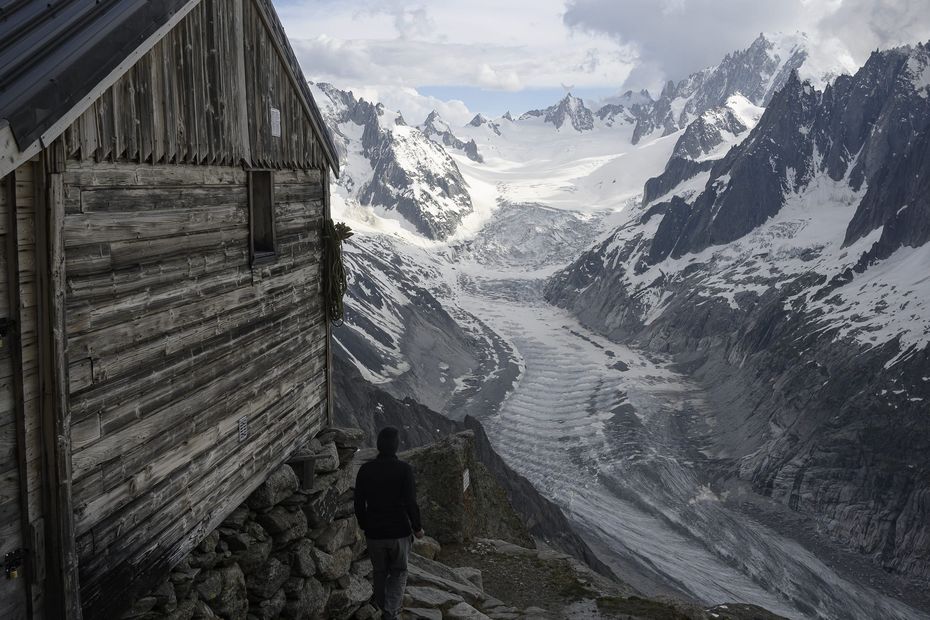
[[594, 90, 653, 128], [402, 432, 534, 548], [642, 158, 714, 206]]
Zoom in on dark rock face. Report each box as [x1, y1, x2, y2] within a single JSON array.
[[631, 34, 807, 144], [358, 129, 474, 239], [658, 73, 820, 258], [520, 94, 595, 131], [402, 431, 535, 547], [336, 235, 484, 416], [468, 113, 502, 135], [421, 111, 484, 163], [595, 89, 654, 127], [313, 83, 474, 240], [672, 106, 748, 161], [642, 158, 714, 206], [545, 43, 930, 581], [649, 43, 930, 261]]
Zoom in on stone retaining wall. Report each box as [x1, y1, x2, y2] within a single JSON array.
[[121, 428, 376, 620]]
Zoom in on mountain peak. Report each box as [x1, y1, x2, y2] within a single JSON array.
[[468, 113, 502, 136], [520, 93, 594, 131]]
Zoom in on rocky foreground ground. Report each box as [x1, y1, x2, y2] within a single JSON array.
[[122, 428, 785, 619]]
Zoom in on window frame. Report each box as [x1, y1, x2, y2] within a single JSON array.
[[247, 169, 278, 266]]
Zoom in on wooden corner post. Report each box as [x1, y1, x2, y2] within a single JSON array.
[[36, 142, 82, 619], [323, 171, 334, 428]]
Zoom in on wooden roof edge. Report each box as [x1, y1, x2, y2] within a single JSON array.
[[249, 0, 341, 177], [0, 1, 203, 180], [0, 0, 342, 180]]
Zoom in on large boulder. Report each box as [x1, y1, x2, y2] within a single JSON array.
[[229, 522, 272, 574], [311, 545, 353, 580], [245, 556, 291, 601], [446, 602, 491, 620], [314, 517, 357, 554], [248, 466, 299, 511], [412, 536, 441, 560], [256, 506, 308, 548], [401, 432, 533, 546], [325, 573, 374, 617], [202, 565, 247, 620], [250, 587, 286, 620], [317, 427, 367, 450], [289, 539, 317, 577], [311, 440, 341, 474], [281, 576, 327, 619], [404, 586, 464, 610]]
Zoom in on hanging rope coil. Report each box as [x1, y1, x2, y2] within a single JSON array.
[[322, 218, 353, 325]]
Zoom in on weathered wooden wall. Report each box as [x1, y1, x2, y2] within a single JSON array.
[[0, 171, 28, 619], [63, 162, 328, 618], [5, 1, 335, 617], [61, 0, 327, 172], [0, 162, 48, 620]]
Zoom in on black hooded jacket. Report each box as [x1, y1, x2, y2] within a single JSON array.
[[353, 429, 423, 539]]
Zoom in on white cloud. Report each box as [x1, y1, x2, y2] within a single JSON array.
[[344, 84, 475, 126], [818, 0, 930, 60], [276, 0, 930, 117], [476, 64, 523, 91], [276, 0, 636, 92], [563, 0, 930, 87]]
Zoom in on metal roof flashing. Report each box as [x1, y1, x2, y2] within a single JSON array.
[[0, 0, 340, 179]]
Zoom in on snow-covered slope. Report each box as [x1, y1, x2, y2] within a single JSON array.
[[311, 83, 473, 240], [546, 42, 930, 580], [642, 94, 764, 206]]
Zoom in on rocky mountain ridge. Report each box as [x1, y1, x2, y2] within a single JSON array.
[[421, 111, 484, 163], [519, 93, 596, 131], [630, 33, 810, 143], [545, 42, 930, 582], [311, 83, 474, 240]]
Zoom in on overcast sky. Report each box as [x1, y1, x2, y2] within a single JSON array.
[[273, 0, 930, 124]]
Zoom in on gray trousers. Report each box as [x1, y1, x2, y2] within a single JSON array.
[[367, 536, 411, 619]]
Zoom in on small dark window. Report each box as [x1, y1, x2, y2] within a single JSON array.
[[249, 170, 276, 262]]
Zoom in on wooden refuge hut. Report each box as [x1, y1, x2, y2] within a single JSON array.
[[0, 1, 340, 618]]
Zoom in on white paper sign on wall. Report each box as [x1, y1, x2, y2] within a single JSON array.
[[463, 468, 471, 492], [270, 107, 281, 138]]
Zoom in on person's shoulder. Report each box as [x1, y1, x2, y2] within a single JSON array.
[[356, 459, 377, 477]]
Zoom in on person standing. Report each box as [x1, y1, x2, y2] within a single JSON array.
[[354, 427, 425, 619]]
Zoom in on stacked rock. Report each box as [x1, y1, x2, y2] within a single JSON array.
[[121, 427, 374, 620]]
